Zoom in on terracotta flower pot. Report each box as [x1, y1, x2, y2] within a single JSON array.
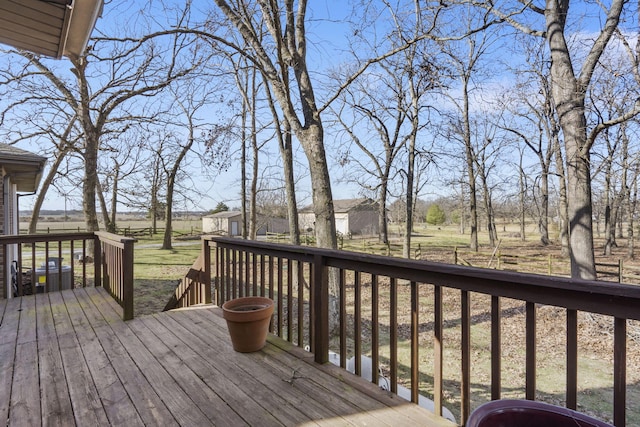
[[222, 296, 274, 352]]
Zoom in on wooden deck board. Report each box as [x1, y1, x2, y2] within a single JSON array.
[[61, 289, 144, 426], [140, 313, 288, 426], [0, 296, 21, 424], [35, 293, 75, 427], [172, 307, 342, 423], [187, 308, 372, 425], [0, 288, 455, 427], [78, 288, 179, 427], [11, 295, 40, 426], [156, 309, 318, 426], [49, 291, 111, 426]]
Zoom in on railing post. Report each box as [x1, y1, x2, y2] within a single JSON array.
[[122, 237, 134, 321], [312, 254, 329, 364], [93, 235, 102, 289], [203, 238, 212, 304], [618, 259, 623, 283]]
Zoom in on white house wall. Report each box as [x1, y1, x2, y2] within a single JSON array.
[[335, 213, 349, 235], [298, 212, 315, 232]]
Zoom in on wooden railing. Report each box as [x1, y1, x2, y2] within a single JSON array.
[[95, 232, 136, 320], [193, 236, 640, 426], [164, 240, 211, 311], [0, 232, 135, 320]]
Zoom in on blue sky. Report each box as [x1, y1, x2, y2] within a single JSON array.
[[4, 1, 636, 214]]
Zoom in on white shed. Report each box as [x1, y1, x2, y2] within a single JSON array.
[[298, 198, 379, 236], [203, 211, 289, 236]]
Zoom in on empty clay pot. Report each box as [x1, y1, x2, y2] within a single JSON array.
[[222, 296, 274, 352]]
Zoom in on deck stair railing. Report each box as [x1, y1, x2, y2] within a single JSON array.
[[189, 236, 640, 427], [164, 242, 211, 311]]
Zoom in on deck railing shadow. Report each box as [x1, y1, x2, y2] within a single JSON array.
[[176, 236, 640, 426]]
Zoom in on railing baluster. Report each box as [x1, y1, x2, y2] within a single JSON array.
[[260, 254, 265, 297], [298, 260, 304, 348], [312, 254, 328, 364], [371, 274, 379, 386], [390, 277, 398, 394], [69, 240, 75, 288], [44, 241, 49, 292], [287, 258, 293, 341], [252, 252, 258, 296], [526, 301, 537, 400], [57, 240, 62, 288], [236, 250, 242, 298], [566, 309, 578, 409], [411, 281, 419, 404], [268, 256, 274, 333], [204, 240, 211, 305], [491, 295, 501, 400], [354, 270, 362, 376], [461, 289, 470, 421], [244, 250, 250, 296], [82, 239, 87, 287], [614, 317, 626, 427], [339, 268, 347, 368], [434, 285, 443, 417], [277, 257, 283, 337]]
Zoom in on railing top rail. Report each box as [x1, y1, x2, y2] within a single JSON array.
[[94, 231, 138, 247], [208, 236, 640, 321], [0, 232, 97, 244]]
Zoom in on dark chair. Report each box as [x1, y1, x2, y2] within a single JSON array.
[[11, 261, 33, 297]]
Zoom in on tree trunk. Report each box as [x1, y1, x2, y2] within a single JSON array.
[[249, 71, 259, 240], [281, 122, 300, 245], [162, 176, 174, 250], [96, 179, 112, 232], [539, 158, 550, 245], [545, 1, 602, 279], [553, 138, 570, 257], [28, 150, 68, 234], [298, 123, 336, 249], [403, 133, 416, 259], [518, 156, 526, 242], [263, 76, 299, 246], [378, 177, 389, 246], [82, 130, 100, 233], [627, 181, 637, 259]]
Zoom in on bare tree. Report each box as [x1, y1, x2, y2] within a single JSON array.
[[500, 39, 557, 246], [332, 69, 409, 246], [440, 20, 499, 251], [161, 80, 217, 249], [262, 74, 300, 245], [202, 1, 337, 249], [484, 0, 640, 278], [1, 14, 200, 233]]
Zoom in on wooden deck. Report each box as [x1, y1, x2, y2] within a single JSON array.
[[0, 288, 453, 426]]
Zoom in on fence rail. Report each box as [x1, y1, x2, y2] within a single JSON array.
[[454, 247, 637, 283], [190, 236, 640, 426]]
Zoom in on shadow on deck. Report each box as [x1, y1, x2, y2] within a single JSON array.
[[0, 287, 452, 426]]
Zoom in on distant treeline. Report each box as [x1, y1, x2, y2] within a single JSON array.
[[20, 210, 209, 218]]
